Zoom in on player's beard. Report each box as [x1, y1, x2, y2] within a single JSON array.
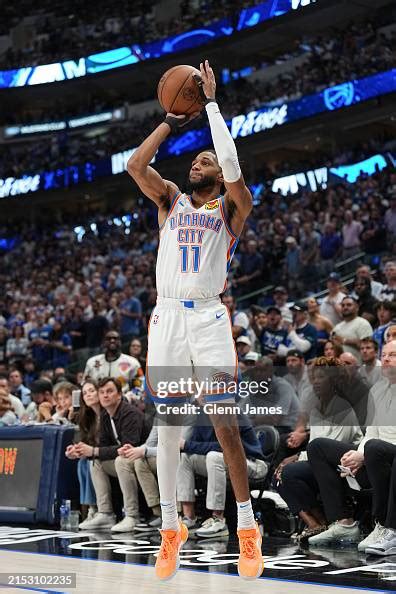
[[186, 174, 216, 192]]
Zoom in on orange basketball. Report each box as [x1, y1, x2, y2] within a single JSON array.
[[157, 64, 204, 116]]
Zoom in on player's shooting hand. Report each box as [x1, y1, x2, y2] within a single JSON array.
[[164, 112, 201, 132], [195, 59, 216, 102]]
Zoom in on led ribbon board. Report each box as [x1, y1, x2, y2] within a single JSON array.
[[0, 68, 394, 198], [0, 0, 318, 88]]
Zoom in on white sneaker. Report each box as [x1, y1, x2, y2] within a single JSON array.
[[181, 516, 198, 530], [358, 523, 387, 552], [79, 512, 116, 530], [111, 516, 139, 533], [365, 528, 396, 555], [196, 516, 229, 539], [308, 521, 360, 546], [78, 507, 97, 529]]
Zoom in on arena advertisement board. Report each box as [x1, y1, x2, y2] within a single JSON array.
[[0, 0, 319, 89], [0, 69, 394, 198], [0, 439, 43, 509]]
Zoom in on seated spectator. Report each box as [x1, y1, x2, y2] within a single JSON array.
[[6, 325, 29, 366], [286, 302, 318, 361], [359, 337, 382, 387], [306, 340, 396, 548], [0, 327, 8, 366], [271, 287, 293, 324], [338, 352, 371, 425], [0, 374, 25, 419], [79, 377, 147, 533], [177, 410, 267, 537], [332, 296, 373, 362], [129, 338, 146, 369], [28, 379, 55, 422], [52, 381, 75, 424], [323, 339, 344, 359], [235, 336, 259, 366], [0, 389, 18, 426], [65, 380, 101, 527], [83, 331, 143, 394], [306, 297, 333, 356], [8, 368, 31, 406], [385, 324, 396, 343], [274, 357, 362, 542]]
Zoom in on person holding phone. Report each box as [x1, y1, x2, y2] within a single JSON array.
[[65, 380, 101, 527]]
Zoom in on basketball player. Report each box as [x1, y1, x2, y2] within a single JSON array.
[[127, 60, 263, 581]]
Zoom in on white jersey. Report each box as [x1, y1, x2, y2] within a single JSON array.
[[156, 193, 238, 299], [83, 353, 142, 392]]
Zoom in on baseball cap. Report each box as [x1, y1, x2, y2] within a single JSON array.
[[266, 305, 282, 315], [273, 286, 287, 294], [236, 336, 251, 347], [327, 272, 341, 282], [290, 301, 307, 312], [286, 349, 304, 359], [285, 236, 296, 244], [244, 352, 260, 362]]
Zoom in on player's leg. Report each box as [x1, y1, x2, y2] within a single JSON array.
[[146, 300, 191, 580], [190, 302, 264, 579]]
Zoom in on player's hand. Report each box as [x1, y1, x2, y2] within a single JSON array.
[[194, 59, 216, 102]]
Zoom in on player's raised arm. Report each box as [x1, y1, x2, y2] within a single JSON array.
[[196, 60, 253, 231]]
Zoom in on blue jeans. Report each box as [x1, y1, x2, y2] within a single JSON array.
[[77, 458, 96, 506]]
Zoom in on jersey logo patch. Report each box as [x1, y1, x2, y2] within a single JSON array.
[[216, 312, 225, 319], [205, 199, 219, 211]]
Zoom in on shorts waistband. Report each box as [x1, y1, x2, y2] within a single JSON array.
[[156, 296, 221, 309]]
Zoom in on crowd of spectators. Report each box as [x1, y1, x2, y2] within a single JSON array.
[[0, 0, 261, 68], [2, 17, 395, 180]]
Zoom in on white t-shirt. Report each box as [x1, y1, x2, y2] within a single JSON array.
[[333, 316, 373, 361], [319, 292, 345, 326], [83, 353, 142, 392]]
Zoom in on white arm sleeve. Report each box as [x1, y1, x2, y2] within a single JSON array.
[[205, 102, 241, 183]]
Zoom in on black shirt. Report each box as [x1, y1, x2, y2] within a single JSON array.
[[98, 399, 144, 460]]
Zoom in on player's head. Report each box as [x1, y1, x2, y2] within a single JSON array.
[[187, 151, 224, 193]]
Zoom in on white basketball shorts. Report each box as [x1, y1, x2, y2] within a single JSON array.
[[146, 296, 238, 404]]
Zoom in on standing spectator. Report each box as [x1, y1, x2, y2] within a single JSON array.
[[271, 286, 293, 323], [319, 223, 342, 276], [0, 327, 7, 366], [332, 296, 373, 362], [319, 273, 346, 326], [379, 261, 396, 302], [28, 313, 52, 369], [8, 369, 31, 406], [84, 301, 109, 350], [353, 276, 378, 326], [233, 239, 263, 297], [307, 297, 333, 356], [286, 302, 318, 361], [6, 325, 29, 366], [284, 236, 302, 295], [361, 208, 386, 254], [83, 331, 143, 394], [66, 305, 86, 351], [254, 306, 288, 358], [300, 223, 319, 290], [78, 378, 147, 533], [119, 286, 142, 340], [129, 338, 146, 369], [50, 320, 72, 369], [222, 295, 250, 339], [355, 265, 383, 300], [384, 196, 396, 248], [342, 210, 363, 257]]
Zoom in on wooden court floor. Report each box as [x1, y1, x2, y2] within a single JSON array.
[[0, 550, 388, 594]]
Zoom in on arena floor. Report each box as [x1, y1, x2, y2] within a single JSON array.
[[0, 526, 395, 593]]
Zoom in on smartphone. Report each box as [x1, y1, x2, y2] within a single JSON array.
[[72, 390, 81, 411]]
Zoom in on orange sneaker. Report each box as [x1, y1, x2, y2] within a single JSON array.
[[237, 523, 264, 580], [155, 521, 188, 581]]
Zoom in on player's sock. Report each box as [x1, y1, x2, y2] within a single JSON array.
[[157, 424, 183, 530], [237, 499, 256, 530], [160, 500, 178, 530]]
